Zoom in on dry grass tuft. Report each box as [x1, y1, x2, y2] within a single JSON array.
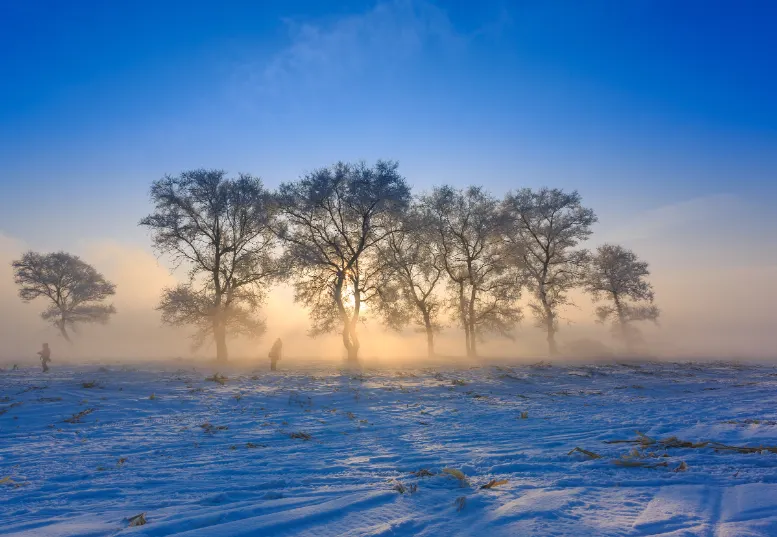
[[81, 381, 99, 389], [200, 422, 228, 434], [290, 431, 312, 441], [725, 418, 777, 426], [455, 496, 467, 511], [0, 402, 23, 416], [605, 431, 658, 446], [205, 373, 228, 385], [480, 479, 508, 489], [604, 431, 777, 454], [710, 443, 777, 454], [127, 513, 147, 527], [613, 459, 669, 469], [568, 447, 602, 459], [411, 468, 435, 477], [64, 408, 96, 423], [443, 468, 467, 482]]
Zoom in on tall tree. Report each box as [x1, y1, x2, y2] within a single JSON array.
[[140, 169, 279, 362], [374, 208, 445, 357], [11, 251, 116, 341], [503, 188, 597, 356], [275, 160, 410, 364], [585, 244, 659, 350], [422, 186, 521, 357]]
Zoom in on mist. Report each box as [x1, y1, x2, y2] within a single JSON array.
[[2, 193, 774, 366]]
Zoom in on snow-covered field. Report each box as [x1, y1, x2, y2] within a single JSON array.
[[3, 361, 777, 536]]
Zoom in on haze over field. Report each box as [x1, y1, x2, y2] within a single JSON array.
[[1, 196, 775, 363], [6, 4, 777, 537], [1, 1, 775, 363]]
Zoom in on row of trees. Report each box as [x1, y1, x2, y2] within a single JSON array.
[[11, 161, 659, 363]]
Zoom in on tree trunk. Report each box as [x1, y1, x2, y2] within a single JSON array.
[[544, 305, 558, 356], [613, 294, 633, 353], [546, 323, 557, 356], [455, 281, 470, 357], [539, 281, 557, 356], [348, 324, 360, 364], [468, 283, 478, 358], [214, 318, 228, 363], [469, 322, 478, 358], [342, 320, 360, 365], [346, 345, 359, 363], [334, 274, 359, 366], [57, 319, 72, 343], [423, 313, 435, 358]]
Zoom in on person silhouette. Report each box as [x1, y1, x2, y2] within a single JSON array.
[[268, 338, 282, 371], [37, 343, 51, 373]]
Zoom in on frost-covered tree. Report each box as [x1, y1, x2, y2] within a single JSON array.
[[422, 186, 522, 357], [275, 160, 410, 364], [585, 244, 659, 350], [11, 251, 116, 341], [503, 188, 596, 356], [374, 208, 445, 357], [140, 169, 279, 362]]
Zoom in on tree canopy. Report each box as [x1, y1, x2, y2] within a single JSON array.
[[422, 186, 522, 357], [373, 206, 446, 357], [139, 169, 279, 362], [275, 160, 411, 363], [503, 188, 597, 356], [12, 251, 116, 341], [585, 243, 660, 350]]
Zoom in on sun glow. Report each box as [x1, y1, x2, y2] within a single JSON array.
[[341, 284, 367, 311]]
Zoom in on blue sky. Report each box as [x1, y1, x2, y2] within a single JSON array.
[[1, 0, 776, 358], [1, 0, 776, 250]]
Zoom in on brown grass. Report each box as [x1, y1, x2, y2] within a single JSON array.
[[568, 447, 602, 459], [64, 408, 96, 423], [480, 479, 508, 489]]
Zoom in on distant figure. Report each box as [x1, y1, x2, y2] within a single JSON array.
[[12, 364, 18, 371], [268, 338, 282, 371], [37, 343, 51, 373]]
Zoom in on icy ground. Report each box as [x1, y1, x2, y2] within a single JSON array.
[[3, 362, 777, 536]]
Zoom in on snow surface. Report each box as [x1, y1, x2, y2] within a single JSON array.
[[3, 361, 777, 536]]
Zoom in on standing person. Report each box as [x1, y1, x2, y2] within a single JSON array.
[[37, 343, 51, 373], [268, 338, 282, 371]]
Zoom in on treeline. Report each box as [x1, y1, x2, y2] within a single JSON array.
[[11, 161, 658, 363]]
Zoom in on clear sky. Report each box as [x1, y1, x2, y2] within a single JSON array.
[[1, 0, 775, 360]]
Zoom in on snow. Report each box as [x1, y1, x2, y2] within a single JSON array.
[[3, 361, 777, 536]]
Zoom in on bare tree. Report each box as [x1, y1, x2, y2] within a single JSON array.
[[503, 188, 596, 356], [585, 244, 659, 351], [11, 251, 116, 341], [275, 160, 410, 365], [421, 186, 521, 358], [374, 208, 445, 357], [140, 169, 279, 362]]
